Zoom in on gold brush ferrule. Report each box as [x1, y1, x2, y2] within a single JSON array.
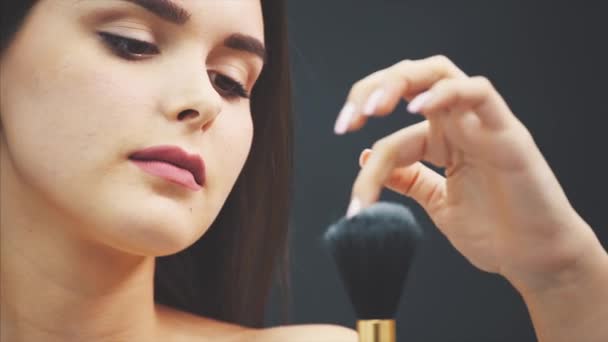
[[356, 319, 396, 342]]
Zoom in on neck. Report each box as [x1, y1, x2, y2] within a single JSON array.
[[1, 152, 159, 342]]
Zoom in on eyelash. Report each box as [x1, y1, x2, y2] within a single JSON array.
[[97, 32, 250, 100]]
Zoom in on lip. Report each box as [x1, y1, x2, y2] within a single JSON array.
[[128, 145, 206, 191]]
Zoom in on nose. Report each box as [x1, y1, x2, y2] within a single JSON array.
[[159, 64, 222, 131]]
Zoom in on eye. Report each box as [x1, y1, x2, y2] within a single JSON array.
[[98, 32, 159, 60], [208, 71, 250, 100]]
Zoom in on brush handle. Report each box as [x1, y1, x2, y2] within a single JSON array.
[[357, 319, 395, 342]]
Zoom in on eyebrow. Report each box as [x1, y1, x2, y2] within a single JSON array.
[[122, 0, 267, 63]]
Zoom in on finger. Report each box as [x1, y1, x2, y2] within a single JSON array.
[[348, 112, 368, 132], [364, 55, 468, 119], [335, 55, 467, 134], [347, 121, 432, 216], [360, 149, 446, 213], [334, 70, 386, 135], [426, 110, 451, 167], [409, 76, 515, 131], [391, 55, 467, 100]]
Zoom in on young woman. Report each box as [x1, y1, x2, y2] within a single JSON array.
[[1, 1, 606, 341]]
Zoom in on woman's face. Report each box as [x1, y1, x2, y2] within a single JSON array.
[[0, 0, 265, 255]]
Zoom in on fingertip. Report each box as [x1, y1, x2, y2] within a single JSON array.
[[334, 102, 356, 135], [346, 197, 361, 218], [350, 173, 382, 215], [407, 90, 433, 114]]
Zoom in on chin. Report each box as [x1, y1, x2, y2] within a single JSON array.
[[83, 195, 214, 257], [105, 214, 211, 257], [59, 171, 224, 256]]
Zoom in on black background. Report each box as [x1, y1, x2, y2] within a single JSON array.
[[267, 1, 608, 341]]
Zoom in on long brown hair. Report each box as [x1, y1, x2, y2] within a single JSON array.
[[1, 0, 293, 328]]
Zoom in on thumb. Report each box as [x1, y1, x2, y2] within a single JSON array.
[[359, 149, 446, 212]]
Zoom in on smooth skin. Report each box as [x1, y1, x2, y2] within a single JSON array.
[[1, 0, 604, 340], [335, 55, 608, 341], [0, 0, 357, 341]]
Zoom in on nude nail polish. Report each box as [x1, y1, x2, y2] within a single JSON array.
[[407, 91, 432, 113], [334, 103, 356, 135], [346, 198, 362, 218]]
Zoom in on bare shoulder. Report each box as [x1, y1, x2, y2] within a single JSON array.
[[246, 324, 357, 342], [156, 304, 250, 342], [157, 304, 356, 342]]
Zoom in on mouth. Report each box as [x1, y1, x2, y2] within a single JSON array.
[[128, 145, 206, 191]]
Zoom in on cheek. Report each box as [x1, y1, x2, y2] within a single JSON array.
[[3, 61, 148, 182], [209, 109, 253, 189], [0, 27, 156, 203], [228, 113, 253, 169]]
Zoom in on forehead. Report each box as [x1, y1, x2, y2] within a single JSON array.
[[172, 0, 264, 40], [71, 0, 265, 42]]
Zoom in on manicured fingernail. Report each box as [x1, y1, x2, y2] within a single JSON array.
[[346, 197, 361, 218], [334, 102, 356, 135], [363, 88, 385, 116], [407, 91, 433, 113]]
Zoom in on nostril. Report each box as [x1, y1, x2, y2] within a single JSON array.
[[202, 122, 211, 131], [177, 109, 199, 121]]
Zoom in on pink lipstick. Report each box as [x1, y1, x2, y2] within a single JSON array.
[[129, 145, 205, 191]]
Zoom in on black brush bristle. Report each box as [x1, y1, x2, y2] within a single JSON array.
[[323, 201, 423, 320]]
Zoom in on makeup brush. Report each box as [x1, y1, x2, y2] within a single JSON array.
[[323, 201, 424, 342]]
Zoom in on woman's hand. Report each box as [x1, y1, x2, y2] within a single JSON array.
[[335, 55, 607, 295]]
